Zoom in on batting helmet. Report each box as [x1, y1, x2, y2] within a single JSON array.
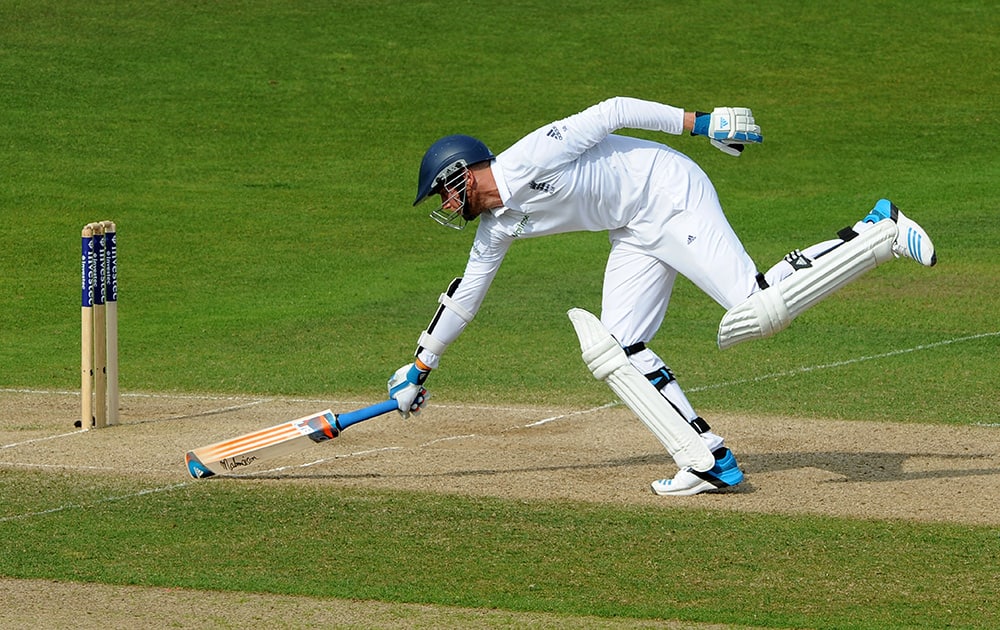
[[413, 134, 495, 206]]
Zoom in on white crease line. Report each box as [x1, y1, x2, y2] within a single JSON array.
[[228, 447, 406, 477], [0, 388, 83, 397], [432, 403, 566, 414], [131, 399, 272, 424], [339, 446, 404, 457], [0, 482, 190, 523], [524, 402, 618, 428], [421, 434, 478, 446], [3, 430, 85, 450], [0, 461, 122, 472], [0, 388, 268, 402], [0, 459, 180, 475], [123, 392, 270, 402], [688, 331, 1000, 393], [294, 446, 407, 469]]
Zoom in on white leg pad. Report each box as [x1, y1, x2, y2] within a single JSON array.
[[567, 308, 715, 472], [718, 218, 897, 350]]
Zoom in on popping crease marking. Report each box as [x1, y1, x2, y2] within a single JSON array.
[[420, 434, 478, 446], [0, 461, 122, 472], [2, 430, 83, 450], [229, 446, 406, 476], [0, 482, 189, 523], [524, 402, 618, 428], [687, 331, 1000, 394]]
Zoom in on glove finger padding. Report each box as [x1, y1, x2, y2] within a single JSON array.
[[388, 363, 430, 419], [709, 107, 762, 144], [401, 386, 429, 418], [389, 381, 428, 418]]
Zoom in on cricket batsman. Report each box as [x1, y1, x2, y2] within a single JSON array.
[[386, 96, 936, 496]]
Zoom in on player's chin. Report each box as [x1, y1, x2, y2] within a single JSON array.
[[462, 203, 491, 221]]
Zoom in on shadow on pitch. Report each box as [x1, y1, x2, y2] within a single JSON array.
[[739, 451, 998, 484], [243, 450, 997, 485], [242, 455, 665, 481]]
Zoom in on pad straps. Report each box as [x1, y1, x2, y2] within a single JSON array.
[[643, 366, 676, 390], [643, 366, 712, 435], [622, 341, 646, 356]]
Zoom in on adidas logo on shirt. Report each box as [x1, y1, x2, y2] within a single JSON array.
[[529, 180, 555, 194], [546, 126, 563, 141]]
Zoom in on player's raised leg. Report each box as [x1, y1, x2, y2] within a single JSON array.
[[718, 199, 937, 349]]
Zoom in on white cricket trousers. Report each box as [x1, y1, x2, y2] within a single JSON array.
[[600, 156, 758, 375]]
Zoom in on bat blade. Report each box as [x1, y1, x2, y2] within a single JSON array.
[[184, 399, 398, 479]]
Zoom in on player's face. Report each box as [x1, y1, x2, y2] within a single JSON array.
[[439, 183, 463, 212], [439, 170, 483, 220]]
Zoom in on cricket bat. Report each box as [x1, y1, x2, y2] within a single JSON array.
[[185, 399, 399, 479]]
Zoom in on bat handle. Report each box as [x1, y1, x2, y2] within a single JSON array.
[[336, 399, 399, 430]]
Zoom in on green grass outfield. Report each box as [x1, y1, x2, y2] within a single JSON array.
[[1, 1, 998, 628]]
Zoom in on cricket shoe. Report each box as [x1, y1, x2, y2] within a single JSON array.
[[650, 447, 745, 496], [863, 199, 937, 267]]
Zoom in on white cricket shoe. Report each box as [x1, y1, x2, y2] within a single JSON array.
[[863, 199, 937, 267], [650, 448, 745, 496]]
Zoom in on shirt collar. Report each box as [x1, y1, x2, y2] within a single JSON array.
[[489, 159, 513, 216]]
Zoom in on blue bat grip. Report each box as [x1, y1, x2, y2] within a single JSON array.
[[336, 399, 399, 430]]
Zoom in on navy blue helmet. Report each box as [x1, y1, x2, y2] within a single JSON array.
[[413, 135, 495, 227]]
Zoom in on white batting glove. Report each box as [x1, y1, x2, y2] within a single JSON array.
[[709, 107, 761, 142], [692, 107, 763, 156], [387, 362, 430, 419]]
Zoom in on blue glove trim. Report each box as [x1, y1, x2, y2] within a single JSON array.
[[730, 130, 763, 143], [691, 112, 710, 137], [407, 363, 430, 385]]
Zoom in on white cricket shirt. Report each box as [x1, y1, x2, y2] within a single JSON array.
[[417, 97, 695, 368]]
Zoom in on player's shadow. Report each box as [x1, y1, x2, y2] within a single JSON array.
[[738, 451, 997, 484], [248, 450, 997, 485]]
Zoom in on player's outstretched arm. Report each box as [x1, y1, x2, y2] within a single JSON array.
[[385, 277, 477, 418]]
